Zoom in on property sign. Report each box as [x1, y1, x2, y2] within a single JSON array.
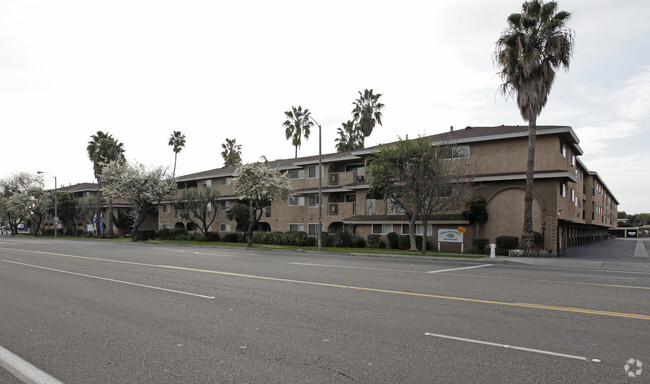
[[438, 229, 464, 243]]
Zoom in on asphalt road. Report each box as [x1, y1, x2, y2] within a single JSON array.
[[1, 238, 649, 383]]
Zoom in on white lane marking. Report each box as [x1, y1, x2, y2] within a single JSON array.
[[427, 264, 493, 273], [193, 251, 237, 258], [2, 260, 215, 299], [424, 332, 601, 363], [0, 345, 65, 384]]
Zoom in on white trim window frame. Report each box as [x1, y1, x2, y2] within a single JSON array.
[[308, 165, 323, 179], [162, 204, 171, 213], [289, 169, 305, 180], [372, 224, 393, 235], [289, 196, 305, 206], [308, 223, 322, 236], [308, 194, 319, 207], [289, 223, 305, 232], [220, 223, 231, 232]]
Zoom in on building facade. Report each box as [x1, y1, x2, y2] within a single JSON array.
[[158, 125, 618, 253]]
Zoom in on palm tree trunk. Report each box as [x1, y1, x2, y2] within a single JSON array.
[[173, 153, 178, 177], [522, 117, 537, 250]]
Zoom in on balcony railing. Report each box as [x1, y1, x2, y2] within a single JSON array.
[[328, 203, 339, 216]]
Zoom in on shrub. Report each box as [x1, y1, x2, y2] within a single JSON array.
[[533, 231, 543, 247], [333, 231, 355, 247], [168, 228, 188, 240], [354, 236, 366, 248], [378, 240, 386, 249], [398, 235, 424, 250], [367, 234, 381, 248], [138, 230, 157, 241], [496, 235, 519, 256], [473, 238, 490, 254], [306, 236, 316, 247], [322, 232, 335, 247], [157, 228, 171, 239], [221, 232, 240, 243], [205, 232, 220, 242], [386, 232, 399, 249]]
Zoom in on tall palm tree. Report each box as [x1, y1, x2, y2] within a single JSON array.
[[335, 120, 364, 152], [352, 89, 384, 147], [168, 131, 186, 177], [283, 106, 314, 158], [87, 131, 125, 237], [495, 0, 574, 250], [221, 138, 242, 167]]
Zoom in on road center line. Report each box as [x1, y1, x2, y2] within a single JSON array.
[[424, 332, 601, 363], [1, 248, 649, 320], [0, 345, 65, 384], [2, 260, 215, 299], [427, 264, 493, 273]]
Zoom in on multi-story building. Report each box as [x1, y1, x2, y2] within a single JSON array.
[[158, 125, 618, 253]]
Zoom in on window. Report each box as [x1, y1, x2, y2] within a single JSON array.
[[289, 223, 305, 232], [220, 201, 232, 211], [438, 145, 470, 159], [570, 189, 575, 202], [203, 179, 212, 187], [345, 193, 356, 203], [308, 194, 320, 207], [402, 224, 432, 235], [162, 204, 170, 213], [372, 224, 393, 235], [220, 177, 232, 186], [289, 169, 305, 179], [220, 223, 231, 232], [161, 223, 171, 229], [308, 165, 323, 178], [308, 223, 322, 236], [289, 196, 305, 206], [560, 142, 566, 157], [570, 154, 575, 167], [560, 183, 566, 197]]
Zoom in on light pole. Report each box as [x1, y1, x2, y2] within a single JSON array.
[[38, 171, 57, 239]]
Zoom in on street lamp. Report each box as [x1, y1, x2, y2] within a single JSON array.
[[37, 171, 57, 239], [295, 110, 323, 251]]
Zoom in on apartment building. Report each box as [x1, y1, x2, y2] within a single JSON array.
[[159, 125, 618, 253]]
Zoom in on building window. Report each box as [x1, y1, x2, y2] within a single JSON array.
[[161, 223, 171, 229], [220, 223, 231, 232], [308, 165, 323, 179], [220, 201, 232, 211], [372, 224, 394, 235], [438, 145, 470, 160], [220, 177, 232, 186], [560, 183, 566, 197], [308, 194, 320, 207], [289, 169, 305, 179], [308, 223, 322, 236], [162, 204, 170, 213], [560, 142, 566, 157], [570, 154, 575, 167], [203, 179, 212, 187], [289, 196, 305, 206], [570, 189, 575, 202], [402, 224, 432, 235], [289, 223, 305, 232]]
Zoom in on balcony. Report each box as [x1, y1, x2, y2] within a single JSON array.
[[327, 202, 356, 217]]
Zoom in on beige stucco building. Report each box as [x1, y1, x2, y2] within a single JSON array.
[[159, 125, 618, 253]]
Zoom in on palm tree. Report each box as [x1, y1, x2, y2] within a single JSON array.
[[335, 120, 364, 152], [221, 138, 242, 167], [283, 106, 314, 158], [168, 131, 186, 177], [352, 89, 384, 147], [495, 0, 573, 250], [87, 131, 125, 237]]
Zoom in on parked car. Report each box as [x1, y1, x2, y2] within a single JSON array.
[[17, 224, 29, 231]]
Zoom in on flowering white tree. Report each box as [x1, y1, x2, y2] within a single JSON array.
[[100, 161, 176, 241], [232, 162, 292, 247]]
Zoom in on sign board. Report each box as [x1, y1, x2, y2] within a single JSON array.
[[438, 229, 464, 243]]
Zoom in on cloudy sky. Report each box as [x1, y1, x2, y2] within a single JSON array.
[[1, 0, 649, 214]]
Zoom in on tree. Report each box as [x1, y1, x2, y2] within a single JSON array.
[[168, 131, 186, 177], [283, 106, 314, 158], [495, 0, 574, 250], [335, 120, 364, 152], [226, 204, 250, 232], [87, 131, 126, 237], [52, 192, 77, 235], [100, 161, 176, 241], [463, 198, 489, 240], [174, 186, 221, 236], [352, 89, 384, 147], [232, 163, 292, 247], [0, 172, 43, 235], [13, 187, 53, 236], [368, 137, 476, 254], [221, 138, 242, 167]]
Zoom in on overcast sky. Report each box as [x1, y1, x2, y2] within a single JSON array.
[[1, 0, 648, 214]]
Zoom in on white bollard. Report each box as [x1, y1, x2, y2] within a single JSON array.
[[490, 243, 496, 259]]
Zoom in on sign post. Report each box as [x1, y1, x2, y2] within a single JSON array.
[[437, 228, 465, 253]]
